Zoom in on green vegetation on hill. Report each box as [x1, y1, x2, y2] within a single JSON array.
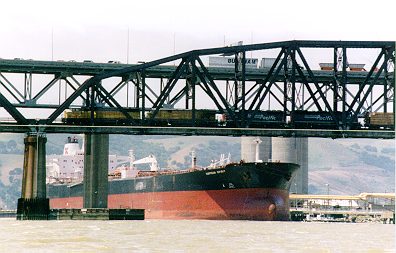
[[308, 139, 395, 195], [0, 168, 21, 209]]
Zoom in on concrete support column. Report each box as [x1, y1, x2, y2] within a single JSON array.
[[272, 137, 308, 194], [18, 134, 49, 220], [21, 134, 47, 198], [83, 133, 109, 208]]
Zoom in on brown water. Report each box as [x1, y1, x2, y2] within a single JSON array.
[[0, 219, 394, 252]]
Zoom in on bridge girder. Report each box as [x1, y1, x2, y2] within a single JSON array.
[[0, 40, 393, 138]]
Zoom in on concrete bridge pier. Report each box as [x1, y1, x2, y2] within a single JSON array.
[[17, 134, 49, 220], [83, 133, 109, 208]]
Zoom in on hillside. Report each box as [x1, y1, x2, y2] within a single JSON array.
[[308, 138, 395, 195], [0, 134, 394, 209]]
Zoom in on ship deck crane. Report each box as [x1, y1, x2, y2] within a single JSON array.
[[132, 154, 159, 171]]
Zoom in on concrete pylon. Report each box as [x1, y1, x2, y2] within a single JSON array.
[[83, 133, 109, 208], [271, 137, 308, 194], [17, 134, 49, 220]]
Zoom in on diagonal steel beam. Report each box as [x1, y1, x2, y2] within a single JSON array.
[[250, 53, 288, 111], [64, 78, 86, 101], [46, 77, 99, 124], [296, 48, 334, 113], [32, 75, 62, 101], [242, 82, 284, 110], [246, 55, 289, 126], [137, 79, 158, 100], [150, 59, 188, 119], [193, 64, 225, 113], [169, 87, 187, 106], [91, 84, 114, 107], [152, 58, 187, 108], [95, 85, 136, 123], [0, 92, 28, 124], [347, 49, 385, 114], [294, 65, 323, 111], [0, 73, 24, 103], [129, 77, 157, 104], [0, 79, 22, 103], [196, 56, 235, 119], [248, 48, 286, 111], [349, 51, 390, 121], [304, 84, 331, 110], [108, 78, 128, 98], [269, 83, 286, 107]]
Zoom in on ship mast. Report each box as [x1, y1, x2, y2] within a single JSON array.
[[128, 150, 135, 169], [191, 150, 196, 169], [254, 138, 262, 162]]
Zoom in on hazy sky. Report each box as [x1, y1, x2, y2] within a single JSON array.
[[0, 0, 395, 63], [0, 0, 393, 118]]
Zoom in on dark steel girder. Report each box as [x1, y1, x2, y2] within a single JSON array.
[[195, 56, 236, 119], [129, 76, 157, 105], [348, 50, 391, 121], [347, 49, 387, 114], [0, 73, 24, 103], [194, 68, 224, 112], [64, 78, 86, 101], [107, 78, 128, 100], [304, 83, 332, 110], [46, 76, 99, 124], [32, 75, 61, 102], [296, 48, 335, 114], [0, 92, 28, 124], [368, 88, 391, 113], [0, 39, 390, 137], [168, 86, 187, 106], [248, 48, 287, 111], [96, 85, 136, 123], [151, 58, 188, 109], [247, 50, 288, 126], [89, 41, 394, 85], [193, 58, 232, 116], [0, 123, 393, 139]]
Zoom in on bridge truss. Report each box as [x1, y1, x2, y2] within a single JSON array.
[[0, 40, 394, 138]]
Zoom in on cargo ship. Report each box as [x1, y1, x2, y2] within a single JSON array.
[[47, 137, 299, 220]]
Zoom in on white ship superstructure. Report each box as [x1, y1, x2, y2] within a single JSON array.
[[46, 137, 130, 183]]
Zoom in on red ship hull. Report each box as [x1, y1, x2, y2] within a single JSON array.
[[50, 188, 290, 220]]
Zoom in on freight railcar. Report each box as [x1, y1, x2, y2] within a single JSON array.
[[219, 110, 285, 128], [291, 111, 359, 129], [145, 109, 217, 126], [62, 108, 218, 127], [62, 108, 141, 125], [246, 110, 285, 128], [365, 112, 395, 130]]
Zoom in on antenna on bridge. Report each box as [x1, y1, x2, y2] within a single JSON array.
[[221, 41, 243, 56], [173, 32, 176, 66], [250, 32, 253, 58], [51, 28, 54, 61], [127, 27, 130, 64]]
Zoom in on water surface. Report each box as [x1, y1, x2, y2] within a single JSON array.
[[0, 219, 394, 252]]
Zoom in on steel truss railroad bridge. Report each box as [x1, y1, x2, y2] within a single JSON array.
[[0, 40, 394, 138]]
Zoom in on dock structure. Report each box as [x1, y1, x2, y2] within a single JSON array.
[[289, 193, 395, 223], [49, 208, 145, 220]]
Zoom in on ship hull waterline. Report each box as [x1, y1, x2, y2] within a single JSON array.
[[48, 162, 298, 221], [50, 188, 289, 220]]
